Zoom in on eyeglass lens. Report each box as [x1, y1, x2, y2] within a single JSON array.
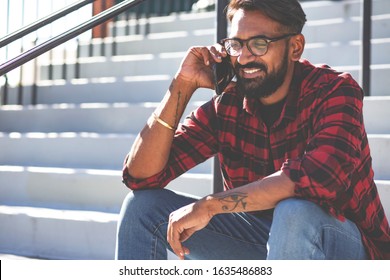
[[224, 38, 269, 56]]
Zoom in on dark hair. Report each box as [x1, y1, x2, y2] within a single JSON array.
[[227, 0, 307, 34]]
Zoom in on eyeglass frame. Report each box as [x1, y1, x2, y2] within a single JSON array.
[[220, 33, 299, 57]]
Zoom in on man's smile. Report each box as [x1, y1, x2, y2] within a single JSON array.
[[243, 68, 261, 74]]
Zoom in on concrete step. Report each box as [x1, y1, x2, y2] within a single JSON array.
[[0, 166, 127, 213], [78, 30, 214, 58], [40, 54, 184, 80], [368, 134, 390, 180], [0, 165, 213, 212], [303, 38, 390, 66], [108, 11, 216, 37], [0, 132, 134, 170], [0, 102, 206, 134], [335, 64, 390, 96], [376, 180, 390, 220], [0, 205, 117, 259], [0, 103, 158, 134], [4, 79, 213, 105], [363, 96, 390, 134], [0, 132, 213, 173]]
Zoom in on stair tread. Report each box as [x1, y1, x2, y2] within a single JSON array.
[[0, 205, 118, 221]]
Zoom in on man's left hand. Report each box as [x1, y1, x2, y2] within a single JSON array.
[[167, 200, 213, 260]]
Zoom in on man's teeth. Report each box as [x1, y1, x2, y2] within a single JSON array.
[[243, 68, 260, 74]]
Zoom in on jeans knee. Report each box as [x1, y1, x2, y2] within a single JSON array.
[[119, 189, 173, 220], [274, 198, 324, 226], [119, 189, 197, 225], [270, 198, 328, 242], [268, 198, 366, 259]]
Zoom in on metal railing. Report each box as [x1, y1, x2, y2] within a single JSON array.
[[0, 0, 151, 105], [213, 0, 228, 193], [361, 0, 372, 97], [0, 0, 148, 77], [0, 0, 95, 49]]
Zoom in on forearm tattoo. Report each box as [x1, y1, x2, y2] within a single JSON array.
[[169, 79, 190, 127], [174, 90, 181, 126], [218, 192, 248, 212]]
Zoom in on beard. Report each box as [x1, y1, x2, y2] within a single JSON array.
[[235, 47, 289, 99]]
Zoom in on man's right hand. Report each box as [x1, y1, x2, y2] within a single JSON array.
[[175, 45, 228, 91]]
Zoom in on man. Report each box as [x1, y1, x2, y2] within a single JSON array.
[[116, 0, 390, 259]]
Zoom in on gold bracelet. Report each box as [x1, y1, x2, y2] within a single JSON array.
[[152, 113, 177, 131]]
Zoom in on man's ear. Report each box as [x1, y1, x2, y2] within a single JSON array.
[[290, 34, 305, 61]]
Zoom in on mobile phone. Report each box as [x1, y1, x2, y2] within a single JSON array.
[[213, 55, 235, 95]]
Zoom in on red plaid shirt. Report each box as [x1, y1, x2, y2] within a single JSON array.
[[123, 59, 390, 259]]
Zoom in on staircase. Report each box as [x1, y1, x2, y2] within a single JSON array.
[[0, 0, 389, 259]]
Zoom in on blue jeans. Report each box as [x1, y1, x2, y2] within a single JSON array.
[[115, 189, 367, 260]]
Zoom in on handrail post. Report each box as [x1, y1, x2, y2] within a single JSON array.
[[213, 0, 228, 194], [1, 75, 9, 105], [361, 0, 372, 96]]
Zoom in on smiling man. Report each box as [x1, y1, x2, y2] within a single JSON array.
[[116, 0, 390, 260]]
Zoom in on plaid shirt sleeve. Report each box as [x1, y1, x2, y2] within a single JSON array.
[[282, 72, 365, 218], [122, 99, 218, 190]]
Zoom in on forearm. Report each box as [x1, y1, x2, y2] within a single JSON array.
[[126, 78, 197, 179], [202, 170, 296, 216]]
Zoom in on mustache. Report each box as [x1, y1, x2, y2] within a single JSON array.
[[235, 62, 267, 73]]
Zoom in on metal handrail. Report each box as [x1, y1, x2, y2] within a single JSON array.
[[0, 0, 95, 49], [361, 0, 372, 96], [0, 0, 146, 76], [213, 0, 228, 194]]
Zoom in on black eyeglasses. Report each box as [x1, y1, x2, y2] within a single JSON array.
[[221, 33, 298, 57]]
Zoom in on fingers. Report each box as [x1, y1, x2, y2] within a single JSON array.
[[209, 44, 228, 63], [167, 210, 184, 259], [193, 45, 227, 66], [166, 201, 212, 260], [167, 203, 200, 260], [167, 219, 190, 260]]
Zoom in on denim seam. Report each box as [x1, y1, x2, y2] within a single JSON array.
[[312, 228, 326, 259], [151, 220, 169, 260], [322, 224, 361, 243]]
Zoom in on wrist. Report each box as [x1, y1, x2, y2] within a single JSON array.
[[173, 73, 199, 93], [198, 195, 221, 217]]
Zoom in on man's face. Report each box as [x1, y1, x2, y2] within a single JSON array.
[[235, 43, 289, 99], [229, 9, 293, 100]]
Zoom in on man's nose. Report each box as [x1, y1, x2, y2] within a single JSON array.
[[236, 45, 256, 66]]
